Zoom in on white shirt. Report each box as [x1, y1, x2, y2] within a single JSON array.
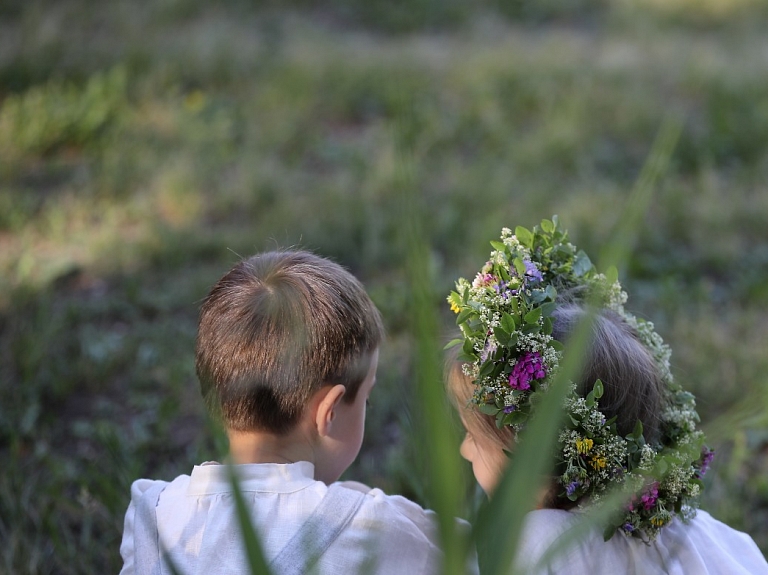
[[119, 461, 471, 575], [515, 507, 768, 574]]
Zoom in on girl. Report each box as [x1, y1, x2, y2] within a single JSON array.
[[446, 219, 768, 574]]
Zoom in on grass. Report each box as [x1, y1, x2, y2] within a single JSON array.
[[1, 1, 768, 572]]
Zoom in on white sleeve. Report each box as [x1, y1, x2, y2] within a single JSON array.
[[118, 479, 162, 575], [367, 489, 479, 575]]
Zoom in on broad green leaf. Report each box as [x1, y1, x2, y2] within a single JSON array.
[[501, 312, 517, 333], [524, 307, 542, 325], [513, 257, 526, 277], [456, 308, 473, 325], [540, 302, 557, 317], [632, 419, 644, 440], [515, 226, 533, 248], [494, 327, 511, 346], [478, 403, 500, 416], [572, 250, 593, 277]]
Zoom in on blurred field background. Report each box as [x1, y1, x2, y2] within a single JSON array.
[[2, 0, 768, 572]]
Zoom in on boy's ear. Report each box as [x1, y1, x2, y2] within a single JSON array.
[[315, 384, 346, 437]]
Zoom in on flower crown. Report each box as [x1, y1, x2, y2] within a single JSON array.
[[447, 216, 712, 541]]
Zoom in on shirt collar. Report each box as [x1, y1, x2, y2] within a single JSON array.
[[187, 461, 317, 496]]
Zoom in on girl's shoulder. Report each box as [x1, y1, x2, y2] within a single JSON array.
[[516, 508, 768, 575]]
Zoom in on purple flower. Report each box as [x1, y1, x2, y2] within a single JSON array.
[[622, 523, 635, 533], [508, 351, 547, 390], [503, 405, 516, 414], [523, 260, 543, 283], [641, 482, 659, 511], [566, 481, 580, 497], [696, 447, 715, 478]]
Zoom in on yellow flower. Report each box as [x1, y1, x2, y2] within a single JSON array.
[[450, 301, 461, 314], [589, 456, 607, 469], [575, 438, 594, 454], [651, 516, 667, 527]]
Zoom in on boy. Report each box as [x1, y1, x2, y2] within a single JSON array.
[[119, 250, 451, 574]]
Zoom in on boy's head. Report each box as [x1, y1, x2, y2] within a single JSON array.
[[196, 250, 384, 436]]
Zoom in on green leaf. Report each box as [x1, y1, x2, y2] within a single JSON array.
[[443, 338, 464, 350], [540, 301, 557, 316], [524, 307, 542, 325], [456, 308, 473, 325], [493, 327, 511, 346], [540, 218, 555, 234], [501, 312, 517, 333], [605, 265, 619, 284], [490, 240, 507, 252], [572, 250, 593, 277], [478, 403, 499, 416], [545, 285, 558, 300], [478, 360, 495, 379], [513, 257, 526, 276], [506, 410, 529, 425], [592, 379, 604, 399], [529, 290, 547, 304], [632, 419, 644, 440], [515, 226, 533, 248]]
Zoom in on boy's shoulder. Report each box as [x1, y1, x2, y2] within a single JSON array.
[[128, 472, 191, 504], [338, 483, 440, 540], [365, 487, 439, 532]]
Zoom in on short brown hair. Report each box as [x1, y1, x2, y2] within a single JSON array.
[[196, 250, 384, 435]]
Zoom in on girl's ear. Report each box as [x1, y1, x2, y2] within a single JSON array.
[[315, 384, 346, 437]]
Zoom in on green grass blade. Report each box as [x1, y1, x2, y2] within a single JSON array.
[[394, 92, 473, 575], [599, 116, 682, 271], [226, 463, 273, 575], [473, 308, 597, 575]]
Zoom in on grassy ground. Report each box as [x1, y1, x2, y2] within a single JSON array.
[[1, 1, 768, 573]]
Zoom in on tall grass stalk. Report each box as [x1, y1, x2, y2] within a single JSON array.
[[395, 92, 472, 575]]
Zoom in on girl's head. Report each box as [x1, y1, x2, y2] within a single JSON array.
[[447, 303, 665, 499], [447, 355, 512, 494]]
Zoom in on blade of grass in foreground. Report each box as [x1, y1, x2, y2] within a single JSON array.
[[227, 462, 273, 575], [394, 94, 473, 575], [473, 117, 682, 575], [474, 307, 597, 575], [599, 116, 681, 271]]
